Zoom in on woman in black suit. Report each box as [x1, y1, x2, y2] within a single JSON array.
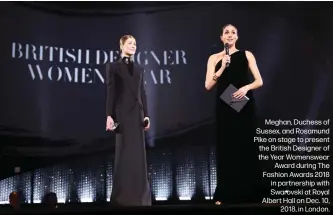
[[106, 35, 151, 206]]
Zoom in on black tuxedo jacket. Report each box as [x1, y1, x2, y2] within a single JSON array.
[[105, 59, 148, 121]]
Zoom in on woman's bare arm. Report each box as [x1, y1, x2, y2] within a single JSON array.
[[245, 51, 263, 90], [205, 54, 226, 90]]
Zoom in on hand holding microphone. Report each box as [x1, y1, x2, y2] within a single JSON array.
[[106, 116, 150, 132], [224, 43, 231, 67], [222, 54, 231, 69], [216, 49, 231, 77], [143, 117, 150, 131], [106, 116, 115, 131]]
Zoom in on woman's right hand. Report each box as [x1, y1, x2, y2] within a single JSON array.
[[106, 116, 114, 131], [215, 54, 230, 77], [221, 54, 231, 69]]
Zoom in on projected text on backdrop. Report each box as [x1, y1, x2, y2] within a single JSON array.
[[11, 42, 188, 84]]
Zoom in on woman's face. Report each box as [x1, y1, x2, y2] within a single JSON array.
[[121, 37, 137, 56], [221, 25, 238, 46]]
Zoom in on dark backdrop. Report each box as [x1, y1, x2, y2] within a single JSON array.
[[0, 1, 332, 203], [0, 1, 332, 156]]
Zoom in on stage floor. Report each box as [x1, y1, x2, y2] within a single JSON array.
[[0, 203, 287, 214]]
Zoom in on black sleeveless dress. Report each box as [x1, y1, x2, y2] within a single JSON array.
[[213, 50, 261, 204]]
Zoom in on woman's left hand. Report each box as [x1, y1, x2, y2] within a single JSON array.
[[143, 117, 150, 131], [233, 86, 249, 99]]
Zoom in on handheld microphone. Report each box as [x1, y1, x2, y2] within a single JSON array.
[[225, 43, 230, 67], [111, 123, 119, 130], [143, 118, 149, 128]]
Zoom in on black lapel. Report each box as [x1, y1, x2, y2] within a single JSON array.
[[133, 63, 142, 80], [116, 58, 142, 84], [115, 59, 139, 96], [115, 59, 144, 110], [116, 58, 132, 83]]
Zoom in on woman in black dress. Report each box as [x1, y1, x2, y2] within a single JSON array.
[[106, 35, 151, 206], [205, 24, 263, 205]]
